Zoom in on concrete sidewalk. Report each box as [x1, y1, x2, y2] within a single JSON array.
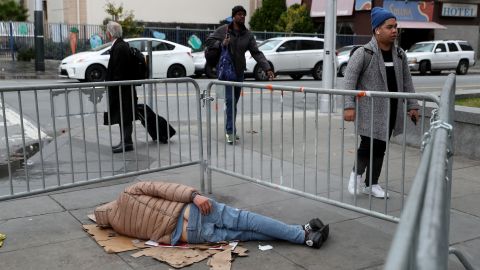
[[1, 113, 480, 269]]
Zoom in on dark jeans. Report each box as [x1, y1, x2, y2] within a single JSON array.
[[119, 122, 133, 144], [225, 73, 244, 134], [354, 112, 396, 186], [354, 136, 388, 186]]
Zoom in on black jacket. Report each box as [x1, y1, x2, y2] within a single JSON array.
[[103, 38, 138, 125], [206, 23, 270, 76]]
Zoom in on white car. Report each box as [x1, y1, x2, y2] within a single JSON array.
[[245, 37, 326, 81], [59, 38, 195, 82], [406, 40, 476, 75], [192, 51, 217, 78], [336, 45, 355, 77]]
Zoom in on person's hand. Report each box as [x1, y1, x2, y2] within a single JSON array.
[[266, 70, 274, 80], [344, 108, 355, 121], [222, 34, 230, 47], [193, 195, 212, 215], [408, 109, 419, 125]]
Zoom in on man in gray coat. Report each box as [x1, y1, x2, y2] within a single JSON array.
[[343, 7, 419, 198], [206, 5, 274, 144]]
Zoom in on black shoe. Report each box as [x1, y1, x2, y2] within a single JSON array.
[[111, 142, 122, 149], [304, 218, 325, 233], [112, 143, 134, 153], [305, 230, 324, 249]]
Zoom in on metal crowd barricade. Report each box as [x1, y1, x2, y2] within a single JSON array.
[[0, 78, 204, 201], [204, 80, 438, 222], [385, 74, 475, 270]]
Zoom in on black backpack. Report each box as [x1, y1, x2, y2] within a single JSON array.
[[130, 47, 149, 80]]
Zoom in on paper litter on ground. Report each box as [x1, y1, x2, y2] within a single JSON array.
[[258, 244, 273, 251], [0, 233, 6, 248]]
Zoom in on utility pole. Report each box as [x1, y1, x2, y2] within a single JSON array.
[[34, 0, 45, 71], [320, 0, 337, 112]]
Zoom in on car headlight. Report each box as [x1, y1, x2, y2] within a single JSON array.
[[408, 58, 417, 64]]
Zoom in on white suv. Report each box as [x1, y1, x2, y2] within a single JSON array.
[[245, 37, 325, 81], [406, 40, 476, 75]]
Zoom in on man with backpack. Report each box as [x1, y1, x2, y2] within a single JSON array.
[[205, 5, 274, 144], [103, 21, 137, 153], [343, 7, 419, 198]]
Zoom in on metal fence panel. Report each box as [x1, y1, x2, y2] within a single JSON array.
[[204, 81, 438, 222], [0, 21, 371, 60], [0, 78, 203, 201]]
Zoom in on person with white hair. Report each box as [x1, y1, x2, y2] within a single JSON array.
[[103, 21, 138, 154]]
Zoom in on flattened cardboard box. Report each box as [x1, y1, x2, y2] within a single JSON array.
[[83, 220, 248, 270]]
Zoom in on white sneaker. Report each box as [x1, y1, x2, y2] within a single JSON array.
[[347, 172, 363, 195], [363, 184, 389, 199]]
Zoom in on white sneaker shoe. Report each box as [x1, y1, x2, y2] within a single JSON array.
[[347, 172, 363, 195], [363, 184, 389, 199]]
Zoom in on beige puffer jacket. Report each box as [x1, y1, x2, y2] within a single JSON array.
[[94, 181, 197, 244]]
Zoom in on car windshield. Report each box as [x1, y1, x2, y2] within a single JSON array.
[[89, 42, 113, 52], [258, 39, 283, 51], [409, 43, 434, 52]]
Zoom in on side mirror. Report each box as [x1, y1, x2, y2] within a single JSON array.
[[277, 46, 287, 52], [435, 48, 442, 53]]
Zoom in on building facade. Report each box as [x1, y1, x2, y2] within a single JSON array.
[[304, 0, 479, 56], [25, 0, 258, 26]]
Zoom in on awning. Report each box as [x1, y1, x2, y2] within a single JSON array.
[[310, 0, 354, 17], [397, 21, 447, 30]]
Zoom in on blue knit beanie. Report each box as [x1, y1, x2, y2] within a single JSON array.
[[371, 7, 396, 30]]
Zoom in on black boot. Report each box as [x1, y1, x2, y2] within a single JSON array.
[[113, 123, 134, 153], [304, 224, 330, 249]]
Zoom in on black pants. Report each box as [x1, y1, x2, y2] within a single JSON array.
[[354, 104, 396, 186], [354, 136, 388, 186], [119, 122, 133, 144]]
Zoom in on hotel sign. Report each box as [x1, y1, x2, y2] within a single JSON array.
[[442, 3, 477, 17]]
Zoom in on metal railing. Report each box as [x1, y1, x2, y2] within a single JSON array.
[[0, 78, 203, 201], [385, 74, 475, 270], [0, 20, 371, 60], [0, 21, 105, 60], [203, 80, 438, 222]]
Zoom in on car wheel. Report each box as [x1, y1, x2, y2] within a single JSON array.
[[254, 65, 269, 81], [456, 60, 469, 75], [419, 61, 429, 75], [205, 64, 217, 79], [290, 74, 303, 80], [339, 64, 347, 77], [85, 64, 106, 82], [312, 62, 322, 80], [167, 64, 186, 78]]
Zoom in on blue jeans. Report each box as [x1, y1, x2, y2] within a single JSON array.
[[225, 73, 244, 134], [187, 200, 305, 244]]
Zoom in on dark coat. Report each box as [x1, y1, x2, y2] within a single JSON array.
[[103, 38, 138, 125], [206, 23, 270, 77]]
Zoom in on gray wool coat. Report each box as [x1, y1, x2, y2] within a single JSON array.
[[343, 37, 419, 141]]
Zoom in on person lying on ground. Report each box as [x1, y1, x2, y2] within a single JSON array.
[[95, 181, 329, 248]]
